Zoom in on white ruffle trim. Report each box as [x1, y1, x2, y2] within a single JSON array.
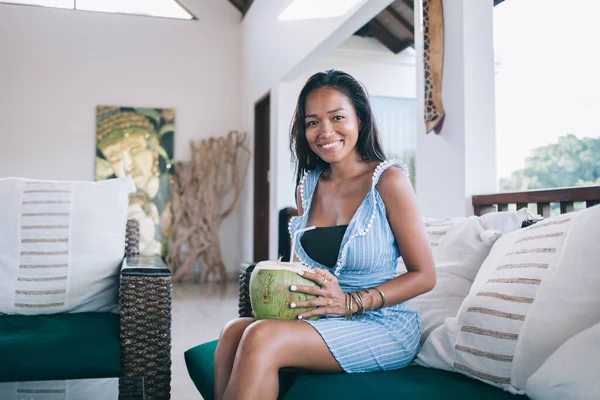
[[333, 159, 408, 276]]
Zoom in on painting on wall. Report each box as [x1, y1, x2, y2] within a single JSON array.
[[95, 105, 175, 257]]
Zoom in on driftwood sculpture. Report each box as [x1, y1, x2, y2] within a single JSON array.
[[167, 131, 250, 283]]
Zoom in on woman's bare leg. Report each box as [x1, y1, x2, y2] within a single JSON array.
[[214, 318, 255, 400], [223, 320, 342, 400]]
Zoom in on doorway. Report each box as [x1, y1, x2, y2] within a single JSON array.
[[253, 93, 270, 262]]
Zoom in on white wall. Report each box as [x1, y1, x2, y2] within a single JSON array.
[[0, 0, 244, 277], [273, 36, 417, 259], [239, 0, 394, 263], [414, 0, 497, 218]]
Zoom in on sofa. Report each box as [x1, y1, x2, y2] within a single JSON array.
[[185, 186, 600, 400], [0, 177, 172, 399]]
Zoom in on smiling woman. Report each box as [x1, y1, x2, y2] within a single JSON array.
[[212, 70, 436, 400]]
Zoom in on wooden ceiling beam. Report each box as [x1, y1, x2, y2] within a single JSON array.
[[241, 0, 254, 17], [401, 0, 414, 10], [369, 19, 406, 54], [385, 5, 414, 38], [228, 0, 253, 17]]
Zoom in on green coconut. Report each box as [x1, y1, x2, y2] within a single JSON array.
[[249, 260, 320, 321]]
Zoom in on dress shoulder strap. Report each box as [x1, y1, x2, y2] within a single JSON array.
[[372, 159, 410, 187], [298, 167, 323, 213]]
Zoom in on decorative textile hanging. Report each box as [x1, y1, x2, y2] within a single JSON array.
[[423, 0, 445, 134]]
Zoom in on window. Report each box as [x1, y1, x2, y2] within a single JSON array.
[[494, 0, 600, 191], [370, 96, 417, 189], [0, 0, 195, 19]]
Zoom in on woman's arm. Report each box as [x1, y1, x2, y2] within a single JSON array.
[[361, 167, 436, 310]]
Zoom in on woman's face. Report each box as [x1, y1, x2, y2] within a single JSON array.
[[304, 87, 360, 164]]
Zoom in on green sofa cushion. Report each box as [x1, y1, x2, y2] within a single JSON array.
[[185, 340, 528, 400], [0, 312, 120, 382], [185, 340, 218, 400], [285, 365, 526, 400], [185, 340, 296, 400]]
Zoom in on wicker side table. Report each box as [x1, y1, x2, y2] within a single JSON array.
[[238, 263, 256, 318], [120, 255, 172, 400]]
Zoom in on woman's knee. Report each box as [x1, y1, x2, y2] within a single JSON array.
[[238, 320, 280, 355], [218, 317, 254, 346]]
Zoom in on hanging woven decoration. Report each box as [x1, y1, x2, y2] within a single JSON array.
[[423, 0, 445, 134]]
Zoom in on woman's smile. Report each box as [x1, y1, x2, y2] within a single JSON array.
[[318, 139, 343, 151]]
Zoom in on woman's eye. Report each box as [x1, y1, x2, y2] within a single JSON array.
[[306, 121, 317, 127], [333, 115, 344, 121]]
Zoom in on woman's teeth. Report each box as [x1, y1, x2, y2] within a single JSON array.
[[321, 141, 340, 150]]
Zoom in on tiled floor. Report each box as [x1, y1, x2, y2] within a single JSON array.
[[171, 282, 239, 400]]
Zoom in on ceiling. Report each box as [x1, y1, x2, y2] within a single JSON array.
[[228, 0, 253, 17], [355, 0, 414, 54], [227, 0, 413, 54], [228, 0, 506, 55]]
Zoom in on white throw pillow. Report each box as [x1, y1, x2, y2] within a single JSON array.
[[0, 377, 119, 399], [0, 176, 135, 315], [416, 205, 600, 394], [400, 209, 535, 343], [525, 322, 600, 400]]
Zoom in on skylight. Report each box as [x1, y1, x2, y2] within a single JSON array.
[[279, 0, 365, 21], [3, 0, 72, 8], [0, 0, 195, 20]]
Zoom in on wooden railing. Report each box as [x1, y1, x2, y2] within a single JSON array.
[[472, 186, 600, 217], [278, 186, 600, 257]]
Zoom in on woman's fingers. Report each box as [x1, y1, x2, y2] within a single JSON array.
[[291, 268, 345, 319], [291, 297, 328, 309], [297, 269, 324, 285], [289, 284, 323, 296], [297, 268, 337, 287], [313, 268, 338, 283], [297, 307, 331, 320]]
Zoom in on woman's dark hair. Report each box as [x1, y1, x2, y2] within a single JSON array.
[[290, 69, 386, 186]]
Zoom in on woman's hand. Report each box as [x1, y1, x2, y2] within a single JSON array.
[[290, 268, 346, 319]]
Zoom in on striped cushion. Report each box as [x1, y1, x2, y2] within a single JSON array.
[[416, 204, 600, 394], [0, 177, 134, 315], [398, 209, 534, 343], [0, 378, 119, 398]]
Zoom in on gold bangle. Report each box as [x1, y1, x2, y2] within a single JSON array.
[[357, 290, 371, 317], [349, 293, 354, 320], [366, 290, 375, 313], [371, 287, 386, 310], [345, 292, 349, 320], [351, 291, 364, 316], [345, 292, 353, 320]]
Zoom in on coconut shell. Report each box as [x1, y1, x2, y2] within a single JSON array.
[[249, 261, 320, 321]]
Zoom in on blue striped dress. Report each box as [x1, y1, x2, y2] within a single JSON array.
[[288, 159, 422, 373]]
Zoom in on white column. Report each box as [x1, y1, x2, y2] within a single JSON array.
[[415, 0, 497, 218]]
